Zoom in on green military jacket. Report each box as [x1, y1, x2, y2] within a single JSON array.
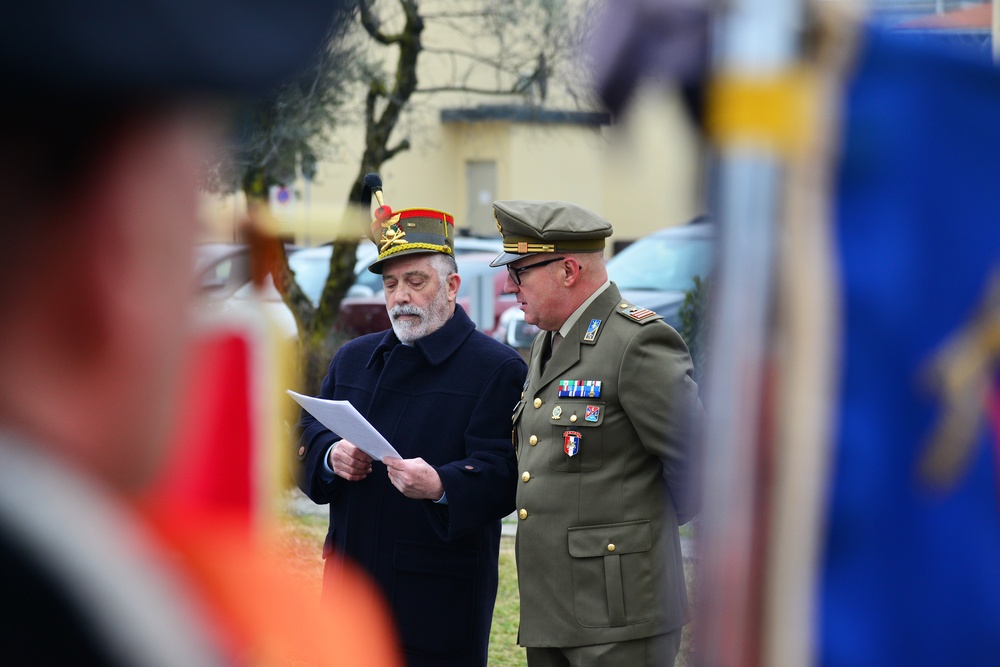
[[513, 283, 701, 648]]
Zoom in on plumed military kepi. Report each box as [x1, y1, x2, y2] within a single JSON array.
[[362, 173, 456, 274], [490, 200, 613, 267]]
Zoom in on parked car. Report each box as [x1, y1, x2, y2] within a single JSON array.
[[604, 218, 715, 328], [195, 242, 253, 298], [221, 237, 508, 339], [494, 303, 541, 360], [494, 219, 716, 352], [195, 241, 300, 298]]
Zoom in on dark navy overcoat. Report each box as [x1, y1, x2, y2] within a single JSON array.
[[296, 306, 526, 667]]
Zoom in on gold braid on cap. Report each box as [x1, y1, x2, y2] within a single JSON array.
[[379, 242, 454, 260], [504, 241, 557, 254], [500, 237, 604, 254]]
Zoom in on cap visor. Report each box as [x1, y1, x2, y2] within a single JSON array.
[[490, 251, 533, 267]]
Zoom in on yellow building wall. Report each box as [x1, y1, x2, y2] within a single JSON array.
[[507, 123, 605, 209]]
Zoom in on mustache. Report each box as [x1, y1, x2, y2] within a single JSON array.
[[390, 305, 424, 319]]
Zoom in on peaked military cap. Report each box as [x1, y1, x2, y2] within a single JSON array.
[[489, 200, 613, 267]]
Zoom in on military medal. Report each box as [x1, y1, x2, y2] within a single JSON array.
[[585, 405, 600, 422], [563, 431, 582, 457], [551, 406, 562, 419], [558, 380, 602, 398]]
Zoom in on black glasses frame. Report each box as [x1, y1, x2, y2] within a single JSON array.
[[507, 256, 565, 286]]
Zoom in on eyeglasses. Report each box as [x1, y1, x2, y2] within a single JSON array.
[[506, 256, 565, 286]]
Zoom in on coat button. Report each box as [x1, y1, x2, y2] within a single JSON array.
[[297, 446, 306, 457], [521, 471, 531, 482], [529, 435, 538, 445], [570, 414, 578, 423], [518, 509, 528, 520], [607, 543, 616, 552], [533, 398, 542, 408]]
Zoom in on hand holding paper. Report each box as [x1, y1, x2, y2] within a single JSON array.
[[287, 390, 401, 461], [329, 440, 374, 481]]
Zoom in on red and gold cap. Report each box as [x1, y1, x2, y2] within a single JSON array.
[[366, 205, 455, 274]]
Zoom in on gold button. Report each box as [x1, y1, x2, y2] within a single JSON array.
[[533, 398, 542, 408], [529, 435, 538, 445], [570, 414, 578, 423], [619, 303, 629, 309], [518, 509, 528, 520], [607, 543, 616, 552], [521, 392, 525, 399], [521, 472, 531, 482]]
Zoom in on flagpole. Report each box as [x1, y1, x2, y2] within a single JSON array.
[[695, 0, 806, 665]]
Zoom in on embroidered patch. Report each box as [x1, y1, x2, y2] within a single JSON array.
[[625, 307, 655, 321], [583, 318, 602, 342], [564, 431, 581, 457]]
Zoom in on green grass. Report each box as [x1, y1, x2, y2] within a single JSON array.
[[489, 536, 527, 666]]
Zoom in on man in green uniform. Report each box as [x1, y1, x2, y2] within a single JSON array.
[[490, 200, 703, 666]]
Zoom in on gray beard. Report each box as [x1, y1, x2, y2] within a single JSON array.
[[388, 287, 450, 343]]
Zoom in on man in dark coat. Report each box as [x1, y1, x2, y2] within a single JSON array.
[[490, 200, 703, 667], [296, 200, 526, 667]]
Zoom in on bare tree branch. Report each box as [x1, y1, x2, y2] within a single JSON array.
[[359, 0, 400, 44]]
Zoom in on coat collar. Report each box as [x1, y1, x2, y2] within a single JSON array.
[[366, 304, 476, 369]]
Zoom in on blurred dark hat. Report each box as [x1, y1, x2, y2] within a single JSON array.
[[490, 200, 613, 267], [0, 0, 347, 96]]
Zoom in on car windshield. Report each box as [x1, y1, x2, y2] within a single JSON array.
[[607, 235, 714, 292], [288, 253, 330, 305], [288, 246, 381, 305]]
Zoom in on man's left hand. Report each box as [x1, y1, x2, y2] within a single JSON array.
[[384, 457, 444, 501]]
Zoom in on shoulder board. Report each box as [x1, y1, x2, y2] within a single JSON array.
[[616, 303, 663, 324]]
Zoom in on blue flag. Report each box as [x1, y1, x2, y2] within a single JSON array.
[[822, 26, 1000, 667]]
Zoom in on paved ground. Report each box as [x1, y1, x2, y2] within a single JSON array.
[[285, 487, 697, 560]]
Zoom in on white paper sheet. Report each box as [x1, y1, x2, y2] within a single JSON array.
[[287, 390, 401, 461]]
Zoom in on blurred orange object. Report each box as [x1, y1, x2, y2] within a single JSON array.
[[142, 311, 401, 666], [147, 508, 402, 667]]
